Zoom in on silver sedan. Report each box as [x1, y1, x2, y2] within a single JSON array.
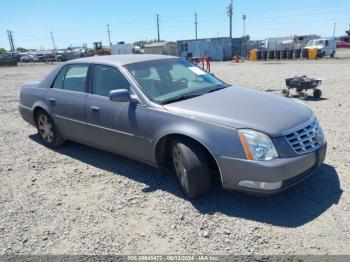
[[19, 55, 327, 198]]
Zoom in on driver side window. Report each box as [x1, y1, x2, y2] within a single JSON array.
[[92, 65, 130, 97]]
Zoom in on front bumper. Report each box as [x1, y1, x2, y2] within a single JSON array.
[[218, 143, 327, 195]]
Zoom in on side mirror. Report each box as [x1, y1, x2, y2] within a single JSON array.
[[109, 89, 140, 104]]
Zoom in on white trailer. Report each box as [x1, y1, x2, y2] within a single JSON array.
[[111, 44, 133, 55], [264, 35, 320, 51]]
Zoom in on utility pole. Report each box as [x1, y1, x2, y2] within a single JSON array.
[[50, 31, 56, 50], [333, 22, 337, 39], [156, 14, 160, 42], [242, 15, 247, 36], [226, 0, 233, 40], [195, 12, 198, 40], [107, 24, 112, 46], [7, 30, 15, 51], [226, 0, 233, 57]]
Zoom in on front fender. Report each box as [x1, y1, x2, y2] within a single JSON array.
[[149, 108, 246, 161]]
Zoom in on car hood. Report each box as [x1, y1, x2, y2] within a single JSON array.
[[163, 86, 314, 137]]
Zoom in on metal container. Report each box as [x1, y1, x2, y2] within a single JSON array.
[[274, 50, 281, 60], [281, 50, 287, 59], [294, 49, 301, 59], [302, 49, 309, 59], [287, 50, 294, 59], [256, 51, 262, 60]]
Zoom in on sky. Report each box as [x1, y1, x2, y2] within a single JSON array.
[[1, 0, 349, 50]]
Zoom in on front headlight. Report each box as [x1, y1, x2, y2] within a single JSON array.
[[238, 129, 278, 161]]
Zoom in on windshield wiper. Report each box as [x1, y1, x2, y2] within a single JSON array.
[[207, 85, 230, 93], [162, 85, 230, 104], [161, 93, 204, 105]]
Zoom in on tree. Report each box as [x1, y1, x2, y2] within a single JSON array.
[[0, 48, 6, 54], [346, 29, 350, 37], [16, 47, 28, 52]]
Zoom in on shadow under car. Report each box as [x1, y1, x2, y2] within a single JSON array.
[[29, 134, 342, 228]]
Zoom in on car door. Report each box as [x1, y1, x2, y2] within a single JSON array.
[[86, 64, 151, 162], [46, 63, 90, 143]]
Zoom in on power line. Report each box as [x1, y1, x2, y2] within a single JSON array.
[[156, 14, 160, 42], [50, 31, 56, 50], [107, 24, 112, 46]]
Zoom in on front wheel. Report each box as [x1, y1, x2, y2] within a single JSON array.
[[171, 138, 211, 198], [36, 110, 65, 147], [282, 89, 290, 97]]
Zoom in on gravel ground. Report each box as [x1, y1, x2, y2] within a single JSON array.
[[0, 50, 349, 255]]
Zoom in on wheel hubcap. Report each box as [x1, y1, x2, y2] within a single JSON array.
[[38, 115, 53, 143]]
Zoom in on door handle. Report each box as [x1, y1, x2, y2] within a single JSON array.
[[49, 98, 56, 103], [90, 106, 100, 111]]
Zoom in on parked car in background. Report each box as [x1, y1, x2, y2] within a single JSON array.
[[304, 38, 336, 57], [20, 54, 39, 62], [35, 54, 45, 62], [19, 55, 327, 198], [337, 40, 350, 48], [55, 52, 75, 62], [43, 54, 56, 62]]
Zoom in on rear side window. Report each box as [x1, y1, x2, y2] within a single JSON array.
[[52, 66, 68, 89], [62, 64, 89, 92], [92, 65, 130, 96]]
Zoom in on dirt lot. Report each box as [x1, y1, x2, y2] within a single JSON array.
[[1, 49, 349, 255]]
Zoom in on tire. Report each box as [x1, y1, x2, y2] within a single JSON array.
[[171, 138, 211, 198], [298, 91, 308, 100], [282, 89, 290, 97], [313, 89, 322, 99], [35, 110, 65, 147], [330, 51, 335, 58]]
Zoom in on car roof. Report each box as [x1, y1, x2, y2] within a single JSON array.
[[67, 54, 178, 66]]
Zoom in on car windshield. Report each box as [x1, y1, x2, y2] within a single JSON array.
[[306, 40, 325, 46], [125, 58, 228, 104]]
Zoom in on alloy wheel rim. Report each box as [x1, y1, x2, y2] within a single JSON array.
[[38, 115, 53, 143], [173, 147, 189, 192]]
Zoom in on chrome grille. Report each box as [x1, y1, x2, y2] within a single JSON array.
[[285, 120, 323, 154]]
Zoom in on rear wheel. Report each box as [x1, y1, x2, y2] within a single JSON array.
[[171, 138, 211, 198], [318, 52, 325, 58], [36, 110, 65, 147], [313, 89, 322, 99]]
